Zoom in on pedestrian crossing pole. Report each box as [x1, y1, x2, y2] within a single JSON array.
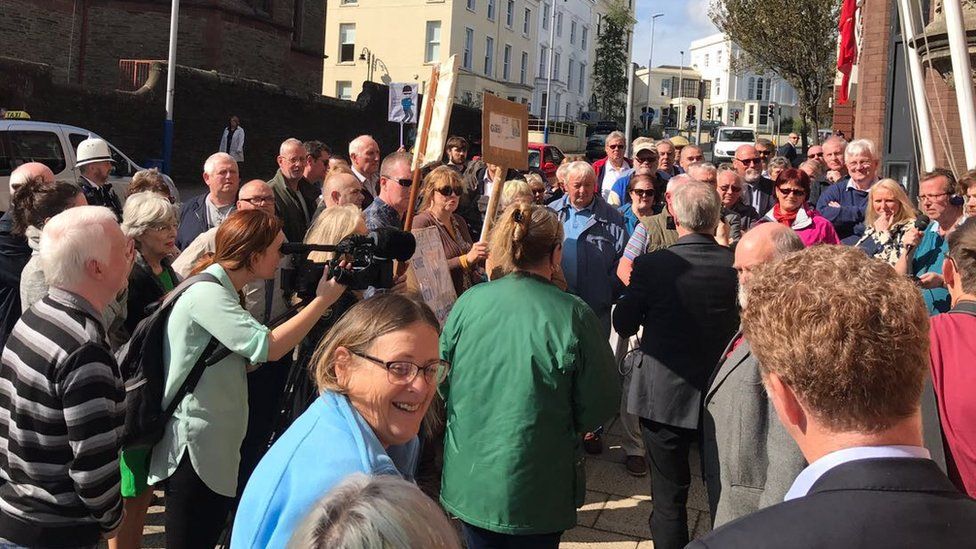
[[162, 0, 179, 175]]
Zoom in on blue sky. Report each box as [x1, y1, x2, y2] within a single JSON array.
[[631, 0, 719, 68]]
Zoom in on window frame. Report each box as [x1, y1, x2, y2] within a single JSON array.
[[338, 23, 356, 63], [424, 21, 442, 64], [503, 44, 512, 80], [463, 28, 474, 69], [485, 36, 495, 76]]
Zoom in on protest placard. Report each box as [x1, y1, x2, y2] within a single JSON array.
[[478, 94, 529, 241], [407, 226, 458, 325]]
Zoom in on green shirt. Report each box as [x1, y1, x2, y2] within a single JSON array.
[[148, 263, 271, 497], [439, 273, 620, 535]]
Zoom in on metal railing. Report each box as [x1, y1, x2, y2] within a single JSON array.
[[528, 117, 582, 137], [118, 60, 165, 91]]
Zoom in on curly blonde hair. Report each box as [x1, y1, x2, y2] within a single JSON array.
[[742, 245, 929, 433], [864, 178, 916, 227]]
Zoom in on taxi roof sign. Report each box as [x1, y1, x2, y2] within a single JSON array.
[[1, 110, 31, 120]]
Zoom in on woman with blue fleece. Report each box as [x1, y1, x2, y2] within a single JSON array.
[[231, 294, 448, 548]]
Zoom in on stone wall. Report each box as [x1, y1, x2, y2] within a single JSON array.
[[0, 57, 482, 190]]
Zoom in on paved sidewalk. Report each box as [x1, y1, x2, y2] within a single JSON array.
[[109, 416, 713, 548], [560, 415, 713, 548]]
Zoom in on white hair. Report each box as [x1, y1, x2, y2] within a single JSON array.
[[686, 162, 717, 180], [287, 474, 461, 549], [606, 130, 626, 144], [349, 135, 377, 157], [121, 191, 178, 240], [564, 160, 596, 184], [40, 206, 119, 289], [279, 138, 303, 156], [667, 173, 695, 193], [671, 180, 721, 233], [203, 152, 236, 175], [845, 138, 878, 161]]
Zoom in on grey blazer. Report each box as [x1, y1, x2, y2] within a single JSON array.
[[700, 333, 807, 528]]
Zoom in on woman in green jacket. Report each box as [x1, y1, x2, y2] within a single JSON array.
[[439, 203, 620, 548]]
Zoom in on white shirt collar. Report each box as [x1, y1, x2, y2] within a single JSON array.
[[845, 177, 877, 191], [784, 445, 930, 501]]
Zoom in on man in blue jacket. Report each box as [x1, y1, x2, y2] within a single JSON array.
[[815, 138, 878, 241], [176, 152, 240, 249]]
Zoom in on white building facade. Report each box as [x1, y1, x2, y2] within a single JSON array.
[[689, 33, 799, 131]]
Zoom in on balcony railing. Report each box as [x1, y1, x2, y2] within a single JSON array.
[[118, 59, 165, 91]]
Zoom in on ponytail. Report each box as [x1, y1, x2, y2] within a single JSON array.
[[489, 203, 563, 278]]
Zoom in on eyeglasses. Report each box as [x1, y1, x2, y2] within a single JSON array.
[[918, 192, 949, 202], [436, 186, 464, 197], [777, 187, 806, 197], [736, 157, 761, 165], [631, 188, 655, 198], [239, 196, 275, 206], [383, 175, 414, 187], [607, 144, 625, 150], [808, 152, 824, 159], [635, 155, 658, 164], [350, 350, 450, 386], [848, 161, 874, 168], [718, 185, 743, 193], [756, 150, 772, 157]]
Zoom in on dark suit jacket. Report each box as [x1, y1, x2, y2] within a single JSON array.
[[701, 334, 806, 527], [176, 193, 210, 250], [125, 254, 180, 336], [613, 233, 739, 429], [688, 457, 976, 548], [745, 176, 775, 216]]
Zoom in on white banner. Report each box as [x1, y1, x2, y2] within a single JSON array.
[[412, 55, 460, 170]]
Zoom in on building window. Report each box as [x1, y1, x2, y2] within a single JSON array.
[[503, 44, 512, 80], [567, 59, 574, 87], [425, 21, 441, 63], [463, 28, 474, 69], [581, 26, 588, 49], [554, 92, 561, 118], [523, 8, 531, 34], [715, 77, 721, 97], [704, 53, 709, 67], [340, 0, 356, 4], [747, 77, 756, 100], [556, 12, 563, 37], [467, 0, 475, 10], [565, 102, 571, 118], [756, 77, 765, 102], [336, 81, 353, 100], [661, 78, 672, 97], [539, 45, 547, 77], [553, 52, 560, 80], [487, 0, 495, 20], [541, 92, 548, 118], [570, 20, 577, 44], [506, 0, 514, 27], [759, 105, 769, 126], [717, 49, 722, 64], [578, 63, 585, 94], [338, 24, 356, 63], [520, 51, 528, 84], [485, 36, 494, 76], [542, 2, 549, 29], [747, 104, 755, 124]]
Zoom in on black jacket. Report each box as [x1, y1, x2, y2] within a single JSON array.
[[613, 233, 739, 429], [176, 194, 210, 251], [0, 212, 30, 351], [125, 253, 179, 336], [689, 457, 976, 548]]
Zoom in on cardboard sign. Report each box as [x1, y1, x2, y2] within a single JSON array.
[[481, 94, 528, 170], [407, 226, 457, 325], [388, 83, 419, 124], [412, 55, 460, 170]]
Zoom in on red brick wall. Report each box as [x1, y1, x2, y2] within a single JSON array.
[[852, 0, 893, 146]]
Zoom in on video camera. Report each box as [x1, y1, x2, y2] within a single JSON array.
[[280, 227, 417, 298]]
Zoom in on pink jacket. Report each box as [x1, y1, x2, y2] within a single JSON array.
[[761, 206, 840, 247]]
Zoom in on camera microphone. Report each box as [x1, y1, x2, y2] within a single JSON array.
[[369, 227, 416, 261]]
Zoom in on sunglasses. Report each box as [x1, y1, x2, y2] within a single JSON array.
[[631, 189, 655, 198], [808, 152, 824, 159], [383, 175, 413, 187], [636, 155, 658, 164], [736, 157, 761, 165], [777, 187, 806, 196], [607, 144, 625, 150], [436, 186, 464, 197]]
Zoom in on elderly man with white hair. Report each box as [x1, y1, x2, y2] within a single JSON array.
[[349, 135, 381, 205], [0, 206, 132, 547], [268, 138, 319, 242], [815, 138, 880, 240], [176, 152, 240, 249]]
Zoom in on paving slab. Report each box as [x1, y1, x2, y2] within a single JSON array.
[[578, 490, 612, 527], [561, 525, 641, 549]]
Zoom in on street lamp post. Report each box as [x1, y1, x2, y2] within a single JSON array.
[[644, 12, 664, 132], [162, 0, 179, 175], [678, 50, 684, 137], [543, 0, 558, 144], [359, 48, 374, 82]]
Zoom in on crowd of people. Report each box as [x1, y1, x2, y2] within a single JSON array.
[[0, 125, 973, 549]]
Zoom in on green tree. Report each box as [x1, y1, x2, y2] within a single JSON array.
[[593, 0, 635, 121], [710, 0, 839, 145]]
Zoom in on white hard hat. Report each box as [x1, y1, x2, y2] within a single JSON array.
[[75, 137, 115, 168]]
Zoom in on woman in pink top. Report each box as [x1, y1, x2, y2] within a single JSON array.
[[760, 168, 840, 247]]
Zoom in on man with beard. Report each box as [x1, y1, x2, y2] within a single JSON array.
[[734, 145, 775, 215]]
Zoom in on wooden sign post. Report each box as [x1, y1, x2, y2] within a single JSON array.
[[479, 94, 529, 242]]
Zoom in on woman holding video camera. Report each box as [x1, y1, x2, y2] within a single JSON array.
[[439, 203, 619, 548], [146, 209, 347, 549], [232, 293, 446, 548]]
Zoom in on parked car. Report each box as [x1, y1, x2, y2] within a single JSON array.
[[585, 121, 620, 137], [527, 142, 566, 183], [0, 119, 179, 212], [586, 133, 609, 162], [711, 126, 757, 164]]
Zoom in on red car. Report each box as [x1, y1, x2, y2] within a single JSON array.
[[527, 142, 566, 183]]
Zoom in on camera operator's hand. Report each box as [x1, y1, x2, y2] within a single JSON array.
[[466, 242, 489, 266], [315, 260, 349, 304]]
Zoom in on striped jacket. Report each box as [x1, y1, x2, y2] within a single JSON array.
[[0, 288, 125, 547]]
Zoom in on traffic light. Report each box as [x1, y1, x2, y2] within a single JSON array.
[[686, 105, 696, 121]]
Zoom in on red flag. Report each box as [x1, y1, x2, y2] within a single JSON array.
[[837, 0, 858, 104]]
